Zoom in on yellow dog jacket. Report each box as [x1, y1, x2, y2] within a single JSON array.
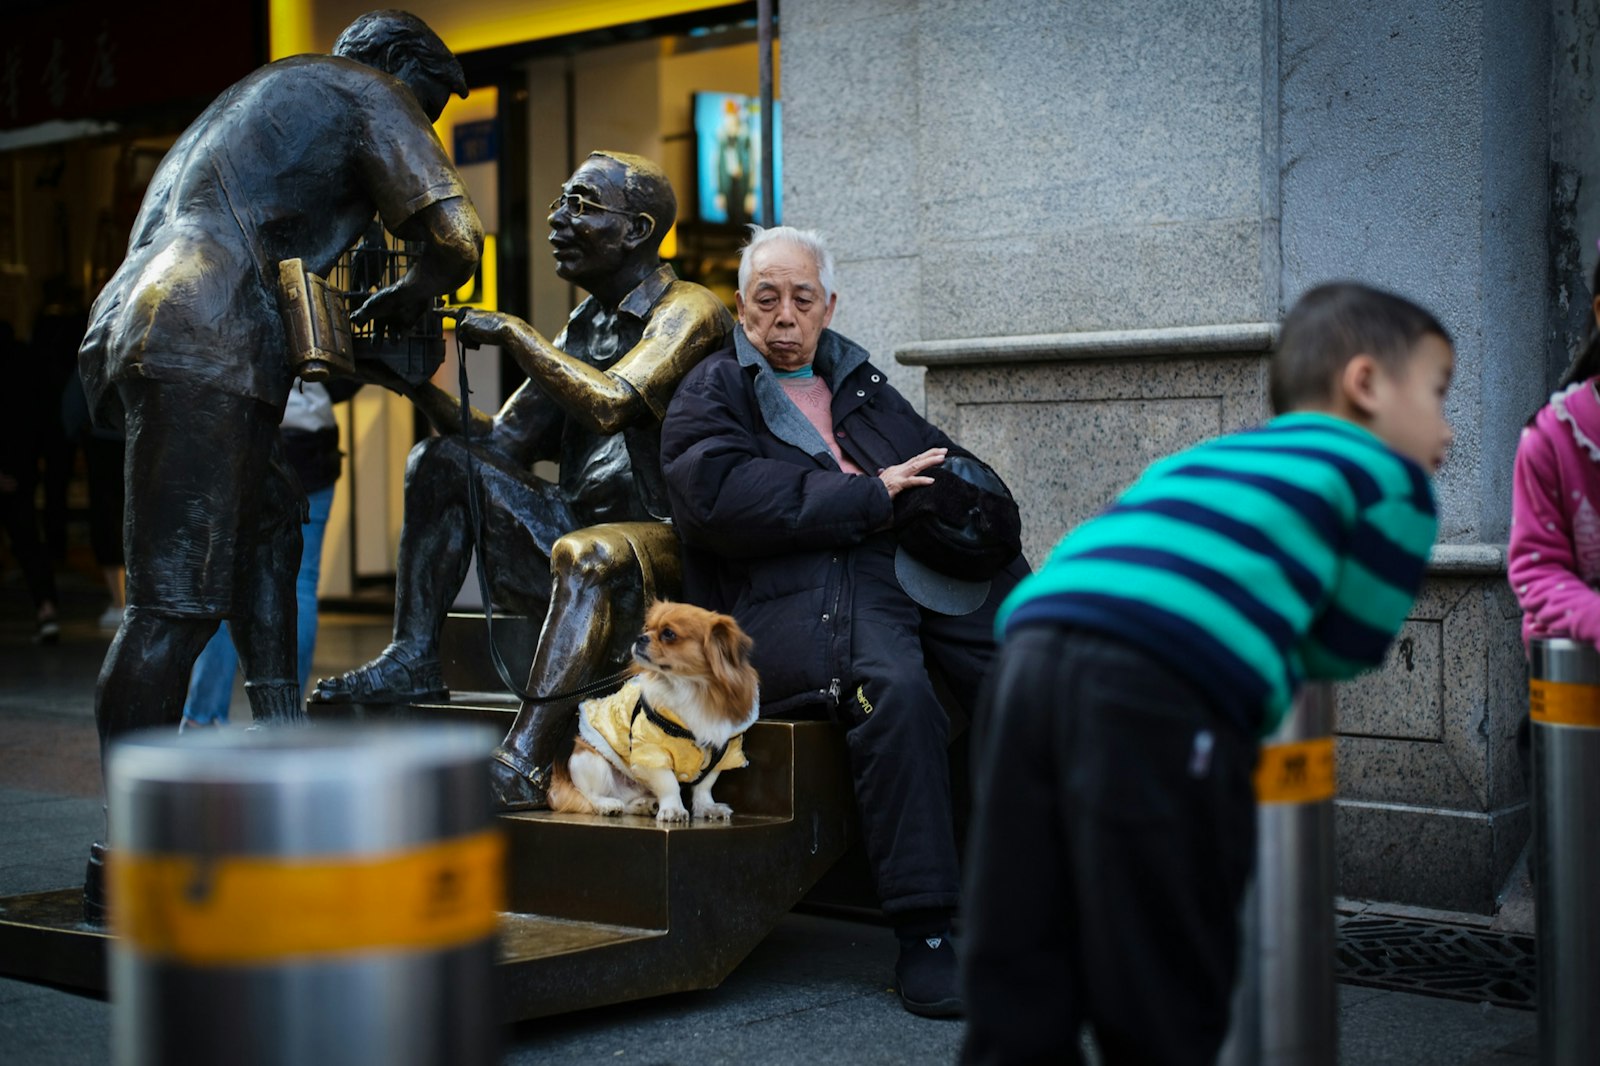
[[578, 678, 757, 784]]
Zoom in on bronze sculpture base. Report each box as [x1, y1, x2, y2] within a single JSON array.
[[0, 707, 858, 1022]]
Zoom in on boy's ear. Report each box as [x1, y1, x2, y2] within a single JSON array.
[[1339, 353, 1384, 417]]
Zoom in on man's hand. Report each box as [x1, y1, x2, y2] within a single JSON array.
[[453, 308, 512, 350], [879, 447, 946, 498]]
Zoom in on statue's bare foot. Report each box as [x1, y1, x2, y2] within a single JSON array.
[[308, 648, 447, 705]]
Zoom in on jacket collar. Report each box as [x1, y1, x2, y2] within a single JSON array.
[[1551, 380, 1600, 463], [814, 328, 871, 391], [733, 326, 873, 464]]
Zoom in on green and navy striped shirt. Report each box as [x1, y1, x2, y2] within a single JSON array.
[[997, 412, 1437, 737]]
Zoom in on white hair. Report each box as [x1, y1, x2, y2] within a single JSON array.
[[737, 225, 836, 301]]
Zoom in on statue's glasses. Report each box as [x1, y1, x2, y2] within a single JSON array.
[[549, 193, 656, 241], [550, 193, 635, 219]]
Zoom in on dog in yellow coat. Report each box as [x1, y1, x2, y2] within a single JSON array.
[[550, 601, 760, 823]]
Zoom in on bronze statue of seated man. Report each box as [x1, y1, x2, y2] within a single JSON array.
[[311, 151, 732, 811]]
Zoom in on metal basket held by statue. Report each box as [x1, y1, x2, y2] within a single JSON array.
[[277, 236, 445, 387]]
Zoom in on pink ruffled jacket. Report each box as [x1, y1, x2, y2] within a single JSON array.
[[1509, 380, 1600, 646]]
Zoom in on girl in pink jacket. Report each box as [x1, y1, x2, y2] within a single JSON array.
[[1510, 260, 1600, 646]]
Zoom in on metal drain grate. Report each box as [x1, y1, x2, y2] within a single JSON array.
[[1334, 915, 1536, 1010]]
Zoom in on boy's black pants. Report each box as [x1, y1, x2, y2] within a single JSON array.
[[961, 626, 1258, 1066]]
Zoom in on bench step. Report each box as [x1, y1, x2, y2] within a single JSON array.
[[0, 718, 858, 1022]]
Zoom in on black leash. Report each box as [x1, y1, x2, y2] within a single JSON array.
[[452, 325, 628, 706]]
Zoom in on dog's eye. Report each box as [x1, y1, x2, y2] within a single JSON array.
[[659, 627, 676, 643]]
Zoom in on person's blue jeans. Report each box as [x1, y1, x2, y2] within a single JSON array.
[[182, 485, 335, 724]]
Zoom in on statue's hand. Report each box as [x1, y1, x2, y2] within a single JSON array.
[[453, 308, 509, 350], [349, 281, 433, 341]]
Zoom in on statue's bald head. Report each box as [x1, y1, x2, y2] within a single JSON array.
[[588, 151, 677, 254]]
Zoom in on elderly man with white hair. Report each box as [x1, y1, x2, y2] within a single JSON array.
[[661, 226, 1028, 1018]]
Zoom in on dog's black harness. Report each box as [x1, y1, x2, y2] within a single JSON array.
[[631, 691, 729, 787]]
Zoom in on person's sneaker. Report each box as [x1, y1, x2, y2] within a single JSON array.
[[33, 618, 60, 646], [98, 605, 124, 631], [895, 931, 964, 1018]]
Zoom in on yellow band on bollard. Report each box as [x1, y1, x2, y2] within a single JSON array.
[[1529, 678, 1600, 728], [1254, 736, 1336, 804], [110, 829, 504, 964]]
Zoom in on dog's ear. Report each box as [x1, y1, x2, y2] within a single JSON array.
[[704, 615, 753, 690]]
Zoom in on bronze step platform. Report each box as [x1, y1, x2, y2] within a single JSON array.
[[0, 699, 857, 1022]]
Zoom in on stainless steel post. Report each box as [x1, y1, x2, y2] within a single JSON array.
[[1219, 683, 1337, 1066], [107, 724, 502, 1066], [1528, 637, 1600, 1065]]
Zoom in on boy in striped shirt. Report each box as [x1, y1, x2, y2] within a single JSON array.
[[961, 283, 1453, 1066]]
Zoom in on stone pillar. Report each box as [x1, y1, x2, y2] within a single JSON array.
[[1335, 547, 1529, 913], [784, 0, 1590, 913], [1272, 1, 1548, 914]]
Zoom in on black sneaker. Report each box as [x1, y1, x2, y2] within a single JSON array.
[[895, 932, 963, 1018]]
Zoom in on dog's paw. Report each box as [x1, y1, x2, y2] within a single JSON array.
[[655, 801, 690, 824], [594, 798, 625, 816], [624, 796, 659, 816], [694, 802, 733, 822]]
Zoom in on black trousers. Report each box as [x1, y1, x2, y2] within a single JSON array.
[[841, 540, 1011, 917], [961, 627, 1257, 1066]]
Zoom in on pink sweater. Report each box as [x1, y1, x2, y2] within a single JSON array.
[[780, 376, 865, 475], [1509, 380, 1600, 646]]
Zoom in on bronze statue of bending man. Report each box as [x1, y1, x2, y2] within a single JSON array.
[[312, 151, 732, 810], [75, 11, 482, 919]]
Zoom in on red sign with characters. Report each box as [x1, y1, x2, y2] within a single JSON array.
[[0, 1, 262, 132]]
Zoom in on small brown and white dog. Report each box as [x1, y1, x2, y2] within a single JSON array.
[[550, 601, 760, 824]]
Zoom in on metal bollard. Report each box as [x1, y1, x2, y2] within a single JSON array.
[[1528, 638, 1600, 1065], [107, 724, 503, 1066], [1219, 683, 1337, 1066]]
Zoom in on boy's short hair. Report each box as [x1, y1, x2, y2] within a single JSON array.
[[1271, 282, 1451, 413]]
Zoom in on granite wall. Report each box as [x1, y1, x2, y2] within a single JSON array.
[[784, 0, 1594, 914], [782, 0, 1275, 412]]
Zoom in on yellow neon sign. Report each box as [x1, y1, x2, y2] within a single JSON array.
[[270, 1, 739, 60]]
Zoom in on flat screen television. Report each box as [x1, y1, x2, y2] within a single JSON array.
[[693, 91, 782, 226]]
